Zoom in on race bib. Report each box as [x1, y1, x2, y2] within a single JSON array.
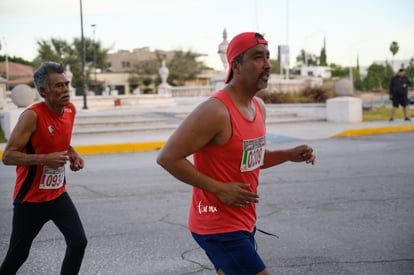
[[39, 166, 65, 189], [240, 136, 265, 172]]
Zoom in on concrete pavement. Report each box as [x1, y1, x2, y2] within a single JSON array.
[[1, 100, 413, 156], [1, 133, 414, 274], [68, 119, 414, 155]]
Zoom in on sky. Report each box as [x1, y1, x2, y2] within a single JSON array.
[[1, 0, 414, 71]]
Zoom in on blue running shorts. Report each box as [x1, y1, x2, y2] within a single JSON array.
[[191, 228, 266, 275]]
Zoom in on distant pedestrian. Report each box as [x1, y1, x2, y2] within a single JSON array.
[[157, 32, 316, 275], [0, 62, 87, 275], [389, 68, 411, 121]]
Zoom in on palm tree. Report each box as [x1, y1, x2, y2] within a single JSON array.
[[390, 41, 399, 71]]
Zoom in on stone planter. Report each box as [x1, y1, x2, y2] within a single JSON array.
[[11, 84, 37, 107]]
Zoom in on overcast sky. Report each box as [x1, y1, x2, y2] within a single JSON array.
[[1, 0, 413, 70]]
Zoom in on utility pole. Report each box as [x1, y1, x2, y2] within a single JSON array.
[[80, 0, 88, 109], [91, 24, 97, 94], [285, 0, 289, 79], [1, 38, 9, 91]]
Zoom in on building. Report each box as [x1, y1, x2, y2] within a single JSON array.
[[98, 47, 213, 95], [105, 47, 174, 73], [299, 65, 332, 79], [0, 61, 34, 90]]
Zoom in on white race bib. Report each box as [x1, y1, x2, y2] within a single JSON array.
[[240, 136, 265, 172], [39, 166, 65, 189]]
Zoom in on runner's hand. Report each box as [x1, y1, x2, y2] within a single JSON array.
[[215, 182, 259, 208]]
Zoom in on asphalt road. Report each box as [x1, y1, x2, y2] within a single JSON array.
[[1, 133, 414, 275]]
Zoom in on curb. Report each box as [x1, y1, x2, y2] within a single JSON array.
[[72, 141, 166, 155], [0, 141, 166, 158], [334, 124, 414, 138], [1, 125, 413, 157]]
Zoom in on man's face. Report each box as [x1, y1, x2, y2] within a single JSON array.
[[398, 70, 405, 77], [42, 72, 70, 107], [238, 44, 271, 91]]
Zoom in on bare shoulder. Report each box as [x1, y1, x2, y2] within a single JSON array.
[[4, 110, 37, 151], [17, 109, 37, 129], [13, 109, 37, 135], [191, 97, 228, 119], [166, 97, 230, 150], [254, 95, 266, 119]]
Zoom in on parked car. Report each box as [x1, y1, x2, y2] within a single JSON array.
[[409, 93, 414, 104]]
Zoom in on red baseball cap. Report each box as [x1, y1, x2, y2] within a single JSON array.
[[225, 32, 268, 83]]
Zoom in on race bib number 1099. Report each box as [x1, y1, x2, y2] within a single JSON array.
[[240, 136, 265, 172]]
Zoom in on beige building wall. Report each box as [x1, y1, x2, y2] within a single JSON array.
[[97, 72, 131, 95], [106, 47, 172, 73], [102, 47, 219, 94]]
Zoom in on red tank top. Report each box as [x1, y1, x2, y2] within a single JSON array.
[[189, 90, 266, 234], [13, 102, 75, 204]]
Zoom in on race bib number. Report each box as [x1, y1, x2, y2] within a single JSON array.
[[240, 136, 265, 172], [39, 166, 65, 189]]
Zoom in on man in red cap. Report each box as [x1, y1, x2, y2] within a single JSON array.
[[157, 32, 316, 274]]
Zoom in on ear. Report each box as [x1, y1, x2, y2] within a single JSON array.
[[230, 60, 241, 78], [38, 87, 48, 97]]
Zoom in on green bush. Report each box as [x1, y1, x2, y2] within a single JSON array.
[[0, 128, 6, 143], [257, 81, 336, 104], [301, 86, 334, 103]]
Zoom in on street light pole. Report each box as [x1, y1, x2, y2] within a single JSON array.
[[1, 37, 9, 91], [285, 0, 289, 79], [80, 0, 88, 109], [91, 24, 97, 94], [303, 30, 325, 67]]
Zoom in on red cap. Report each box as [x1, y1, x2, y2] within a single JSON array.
[[225, 32, 268, 83]]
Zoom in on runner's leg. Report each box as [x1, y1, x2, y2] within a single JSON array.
[[51, 193, 87, 275], [0, 203, 48, 275]]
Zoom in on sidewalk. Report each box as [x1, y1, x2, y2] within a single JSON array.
[[1, 106, 413, 156], [73, 119, 414, 155]]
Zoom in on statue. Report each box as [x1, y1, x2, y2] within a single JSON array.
[[159, 60, 169, 86], [65, 65, 76, 97], [157, 57, 171, 95], [218, 28, 229, 71], [211, 28, 229, 91]]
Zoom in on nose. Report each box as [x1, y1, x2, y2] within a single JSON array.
[[264, 58, 272, 70]]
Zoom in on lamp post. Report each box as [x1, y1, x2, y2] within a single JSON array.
[[80, 0, 88, 109], [303, 30, 325, 67], [285, 0, 289, 79], [0, 37, 9, 91], [91, 24, 97, 94]]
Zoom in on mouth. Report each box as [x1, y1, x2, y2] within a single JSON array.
[[60, 94, 70, 100], [259, 72, 270, 82]]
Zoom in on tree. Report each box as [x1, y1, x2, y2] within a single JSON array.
[[296, 49, 318, 66], [404, 58, 414, 89], [329, 63, 348, 78], [319, 37, 327, 66], [0, 55, 32, 66], [33, 37, 109, 90], [166, 50, 206, 86], [389, 41, 399, 71], [128, 49, 209, 91], [363, 63, 393, 91], [389, 41, 399, 56], [269, 59, 281, 74], [128, 58, 161, 93], [354, 54, 363, 90]]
